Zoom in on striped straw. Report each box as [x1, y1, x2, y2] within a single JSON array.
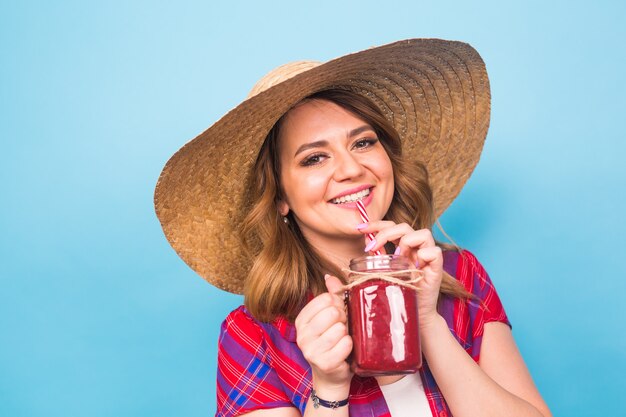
[[356, 200, 382, 256]]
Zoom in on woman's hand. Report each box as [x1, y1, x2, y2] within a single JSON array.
[[358, 221, 444, 328], [294, 275, 353, 399]]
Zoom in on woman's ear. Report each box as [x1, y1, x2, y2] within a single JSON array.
[[277, 200, 290, 216]]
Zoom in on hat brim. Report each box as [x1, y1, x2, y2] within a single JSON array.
[[154, 38, 491, 294]]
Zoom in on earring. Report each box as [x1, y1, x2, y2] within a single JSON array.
[[283, 216, 289, 224]]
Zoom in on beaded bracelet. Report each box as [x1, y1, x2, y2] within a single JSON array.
[[311, 389, 349, 410]]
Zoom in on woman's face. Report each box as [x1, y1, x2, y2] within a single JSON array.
[[277, 99, 394, 248]]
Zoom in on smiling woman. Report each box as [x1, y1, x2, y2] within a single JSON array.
[[276, 98, 395, 258], [154, 39, 552, 417]]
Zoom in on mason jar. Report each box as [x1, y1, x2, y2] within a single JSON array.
[[347, 254, 422, 376]]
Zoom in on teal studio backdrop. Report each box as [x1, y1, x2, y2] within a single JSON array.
[[1, 1, 624, 416]]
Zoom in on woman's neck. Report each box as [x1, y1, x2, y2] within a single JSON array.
[[305, 234, 368, 274]]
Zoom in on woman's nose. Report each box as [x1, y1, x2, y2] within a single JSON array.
[[333, 151, 365, 181]]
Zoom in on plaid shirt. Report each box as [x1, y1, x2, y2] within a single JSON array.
[[216, 250, 510, 417]]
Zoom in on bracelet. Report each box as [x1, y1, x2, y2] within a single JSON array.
[[310, 389, 349, 410]]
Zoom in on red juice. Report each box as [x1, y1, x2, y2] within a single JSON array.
[[347, 255, 421, 376]]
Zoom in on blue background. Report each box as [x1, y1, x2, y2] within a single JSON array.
[[1, 1, 624, 416]]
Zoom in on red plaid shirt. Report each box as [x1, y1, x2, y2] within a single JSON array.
[[215, 250, 510, 417]]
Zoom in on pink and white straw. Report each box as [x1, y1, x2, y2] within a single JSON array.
[[356, 200, 381, 256]]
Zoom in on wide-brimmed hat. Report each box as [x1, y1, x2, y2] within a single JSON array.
[[154, 38, 491, 294]]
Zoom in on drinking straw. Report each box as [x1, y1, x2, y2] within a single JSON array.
[[356, 200, 382, 256]]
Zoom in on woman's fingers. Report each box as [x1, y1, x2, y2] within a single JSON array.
[[357, 221, 441, 273], [325, 274, 345, 297], [395, 229, 436, 250], [415, 245, 443, 268], [314, 334, 353, 373], [302, 321, 348, 357], [295, 276, 353, 384], [359, 220, 396, 252], [358, 221, 436, 254], [296, 304, 345, 348], [413, 246, 444, 326], [296, 277, 344, 329], [414, 245, 444, 279], [295, 274, 349, 358]]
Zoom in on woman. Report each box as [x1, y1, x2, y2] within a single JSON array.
[[155, 39, 551, 417]]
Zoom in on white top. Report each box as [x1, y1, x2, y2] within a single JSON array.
[[378, 373, 433, 417]]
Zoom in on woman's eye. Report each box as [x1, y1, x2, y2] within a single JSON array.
[[354, 138, 379, 149], [300, 153, 326, 166]]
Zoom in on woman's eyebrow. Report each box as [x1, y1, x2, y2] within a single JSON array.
[[348, 125, 374, 137], [293, 125, 374, 157], [294, 140, 328, 157]]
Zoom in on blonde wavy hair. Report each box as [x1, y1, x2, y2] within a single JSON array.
[[240, 89, 471, 322]]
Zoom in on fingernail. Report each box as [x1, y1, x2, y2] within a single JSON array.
[[356, 223, 368, 230], [364, 239, 377, 252], [394, 246, 401, 255], [415, 260, 420, 268]]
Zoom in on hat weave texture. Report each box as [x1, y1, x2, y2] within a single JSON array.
[[154, 38, 491, 294]]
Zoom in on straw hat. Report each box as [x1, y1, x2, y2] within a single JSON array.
[[154, 38, 491, 294]]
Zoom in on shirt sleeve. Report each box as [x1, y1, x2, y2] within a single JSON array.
[[453, 250, 511, 361], [215, 307, 294, 417]]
